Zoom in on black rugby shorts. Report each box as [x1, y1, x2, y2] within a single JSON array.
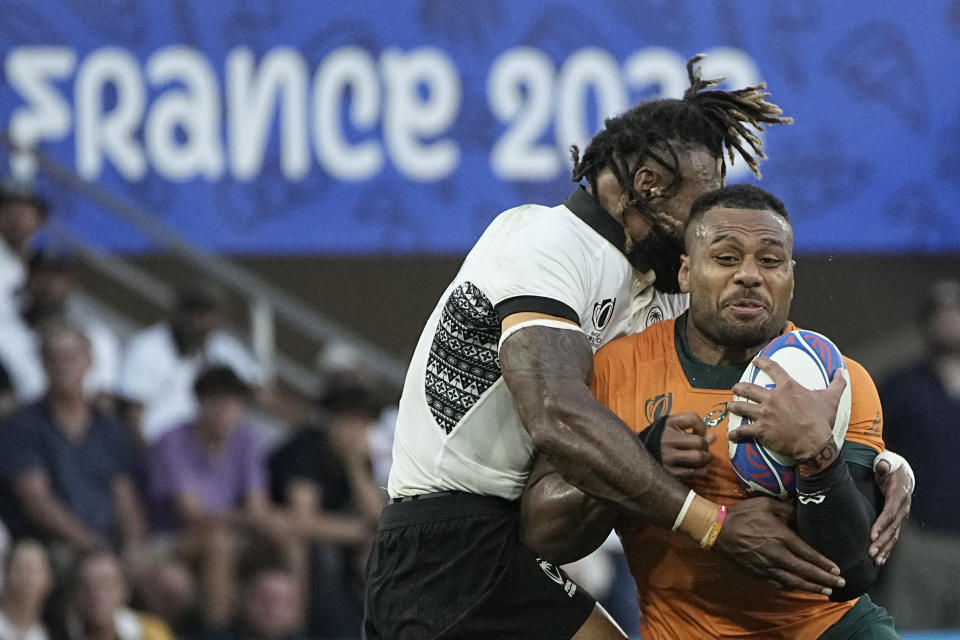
[[363, 492, 596, 639]]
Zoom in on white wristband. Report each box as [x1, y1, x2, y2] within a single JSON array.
[[873, 450, 915, 491], [672, 489, 697, 532]]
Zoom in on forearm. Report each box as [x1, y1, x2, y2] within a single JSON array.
[[521, 458, 616, 564], [114, 479, 147, 548], [344, 460, 387, 523], [25, 496, 104, 550], [796, 455, 879, 601], [501, 327, 689, 528], [298, 512, 374, 545]]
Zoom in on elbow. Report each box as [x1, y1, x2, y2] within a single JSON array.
[[830, 558, 880, 602], [524, 386, 585, 455]]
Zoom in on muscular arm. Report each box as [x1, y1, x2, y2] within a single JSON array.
[[796, 444, 881, 601], [520, 454, 617, 564], [500, 323, 688, 527]]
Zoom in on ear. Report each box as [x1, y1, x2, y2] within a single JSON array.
[[633, 165, 663, 199], [678, 254, 691, 294]]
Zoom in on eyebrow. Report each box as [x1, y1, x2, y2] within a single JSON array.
[[708, 234, 788, 250]]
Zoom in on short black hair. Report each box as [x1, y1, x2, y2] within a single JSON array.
[[194, 365, 253, 400], [316, 373, 384, 420], [686, 183, 791, 232]]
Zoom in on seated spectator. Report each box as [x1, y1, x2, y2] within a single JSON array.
[[119, 285, 263, 445], [207, 561, 304, 640], [0, 180, 47, 403], [0, 252, 122, 409], [0, 179, 46, 320], [146, 366, 288, 631], [23, 252, 122, 406], [0, 539, 53, 640], [269, 375, 386, 639], [0, 323, 146, 556], [60, 551, 174, 640]]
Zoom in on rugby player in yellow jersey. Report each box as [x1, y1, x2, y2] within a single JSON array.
[[522, 184, 901, 639]]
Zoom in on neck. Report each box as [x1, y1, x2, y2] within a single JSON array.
[[1, 595, 43, 630], [50, 391, 91, 437], [683, 315, 763, 366]]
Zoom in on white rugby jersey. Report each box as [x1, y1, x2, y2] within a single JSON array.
[[388, 187, 688, 500]]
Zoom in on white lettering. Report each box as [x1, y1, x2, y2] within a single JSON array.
[[556, 48, 627, 160], [5, 47, 76, 178], [488, 47, 557, 180], [75, 48, 146, 180], [227, 47, 308, 181], [380, 47, 460, 182], [312, 47, 382, 181], [145, 46, 223, 180]]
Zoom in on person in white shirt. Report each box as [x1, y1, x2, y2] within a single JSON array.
[[0, 181, 46, 322], [0, 253, 122, 406], [119, 284, 263, 444]]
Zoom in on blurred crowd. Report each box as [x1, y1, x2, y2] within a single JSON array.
[[0, 178, 958, 639], [0, 181, 397, 640]]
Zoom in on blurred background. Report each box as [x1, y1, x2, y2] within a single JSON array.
[[0, 1, 958, 639]]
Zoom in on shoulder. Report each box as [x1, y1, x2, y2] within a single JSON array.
[[1, 400, 49, 433], [597, 318, 674, 360]]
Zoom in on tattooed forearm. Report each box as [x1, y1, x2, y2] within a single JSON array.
[[500, 325, 687, 527]]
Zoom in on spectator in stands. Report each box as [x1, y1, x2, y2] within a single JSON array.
[[0, 252, 122, 408], [147, 366, 288, 632], [875, 278, 960, 630], [119, 285, 263, 444], [0, 180, 47, 403], [0, 323, 146, 556], [207, 562, 304, 640], [0, 179, 45, 319], [0, 539, 53, 640], [23, 252, 121, 406], [269, 374, 385, 639], [60, 551, 173, 640]]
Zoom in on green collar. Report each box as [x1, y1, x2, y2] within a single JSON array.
[[674, 312, 752, 390]]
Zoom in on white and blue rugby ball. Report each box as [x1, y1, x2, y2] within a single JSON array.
[[728, 330, 852, 499]]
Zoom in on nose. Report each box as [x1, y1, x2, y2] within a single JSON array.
[[734, 257, 762, 288]]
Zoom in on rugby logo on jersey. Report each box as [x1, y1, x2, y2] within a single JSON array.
[[703, 402, 729, 428], [592, 298, 616, 331], [646, 304, 664, 327], [644, 393, 673, 423]]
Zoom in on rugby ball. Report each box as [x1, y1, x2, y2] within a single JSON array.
[[728, 330, 852, 498]]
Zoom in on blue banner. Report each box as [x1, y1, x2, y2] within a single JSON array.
[[1, 0, 958, 254]]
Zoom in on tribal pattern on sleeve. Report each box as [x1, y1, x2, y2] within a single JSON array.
[[425, 282, 502, 434]]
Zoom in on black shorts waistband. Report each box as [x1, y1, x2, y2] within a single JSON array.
[[378, 492, 518, 530]]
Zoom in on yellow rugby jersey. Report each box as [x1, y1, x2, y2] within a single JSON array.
[[591, 317, 885, 640]]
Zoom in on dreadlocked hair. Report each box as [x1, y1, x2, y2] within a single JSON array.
[[570, 53, 792, 213]]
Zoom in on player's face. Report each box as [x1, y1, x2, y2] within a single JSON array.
[[623, 147, 722, 292], [679, 206, 794, 353]]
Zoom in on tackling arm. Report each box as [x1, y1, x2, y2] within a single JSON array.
[[500, 322, 689, 527], [520, 454, 617, 565]]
